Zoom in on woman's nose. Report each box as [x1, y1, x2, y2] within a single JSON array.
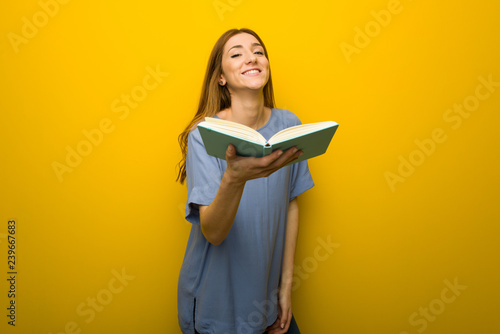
[[246, 54, 256, 63]]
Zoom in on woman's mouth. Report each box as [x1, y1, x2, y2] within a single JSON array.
[[242, 69, 261, 76]]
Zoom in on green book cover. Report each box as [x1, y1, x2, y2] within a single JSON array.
[[197, 118, 339, 164]]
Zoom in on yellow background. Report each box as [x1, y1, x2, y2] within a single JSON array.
[[1, 0, 499, 333]]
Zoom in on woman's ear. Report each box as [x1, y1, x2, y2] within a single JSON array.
[[218, 74, 226, 86]]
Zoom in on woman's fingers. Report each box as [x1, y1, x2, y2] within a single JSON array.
[[266, 319, 281, 332], [225, 144, 237, 161], [267, 317, 290, 334], [225, 145, 304, 182], [267, 147, 303, 170], [281, 309, 292, 332], [266, 305, 293, 334], [257, 146, 298, 166]]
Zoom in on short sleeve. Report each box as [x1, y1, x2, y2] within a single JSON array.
[[185, 128, 223, 224], [289, 159, 314, 201], [286, 112, 315, 201]]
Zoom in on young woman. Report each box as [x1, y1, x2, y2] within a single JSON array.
[[177, 28, 314, 334]]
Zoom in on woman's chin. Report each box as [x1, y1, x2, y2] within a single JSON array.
[[244, 82, 268, 91]]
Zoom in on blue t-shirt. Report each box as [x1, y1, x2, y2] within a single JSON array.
[[178, 108, 315, 334]]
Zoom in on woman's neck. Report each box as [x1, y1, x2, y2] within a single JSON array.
[[218, 92, 271, 130]]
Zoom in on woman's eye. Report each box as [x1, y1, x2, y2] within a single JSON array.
[[230, 51, 263, 58]]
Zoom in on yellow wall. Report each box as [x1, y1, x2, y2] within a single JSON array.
[[1, 0, 499, 333]]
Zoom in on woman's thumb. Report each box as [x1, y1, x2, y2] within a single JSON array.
[[226, 144, 235, 160]]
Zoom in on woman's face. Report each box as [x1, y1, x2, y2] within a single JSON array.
[[220, 33, 270, 93]]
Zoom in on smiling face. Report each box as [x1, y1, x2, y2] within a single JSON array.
[[219, 33, 270, 92]]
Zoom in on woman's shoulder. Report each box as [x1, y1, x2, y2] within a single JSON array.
[[272, 108, 302, 126], [187, 124, 203, 146]]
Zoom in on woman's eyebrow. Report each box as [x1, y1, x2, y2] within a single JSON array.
[[227, 43, 262, 53]]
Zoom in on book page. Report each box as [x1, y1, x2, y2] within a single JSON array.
[[201, 117, 267, 144], [268, 121, 338, 145]]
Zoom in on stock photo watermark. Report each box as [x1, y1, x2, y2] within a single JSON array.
[[213, 0, 243, 21], [5, 219, 17, 327], [47, 267, 135, 334], [291, 235, 340, 290], [340, 0, 414, 64], [385, 74, 499, 192], [228, 235, 340, 334], [398, 277, 467, 334], [51, 64, 169, 182], [7, 0, 72, 54]]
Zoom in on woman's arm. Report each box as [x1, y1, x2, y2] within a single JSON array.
[[267, 197, 299, 334], [199, 144, 302, 246]]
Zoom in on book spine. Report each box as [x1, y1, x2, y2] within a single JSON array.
[[263, 144, 273, 156]]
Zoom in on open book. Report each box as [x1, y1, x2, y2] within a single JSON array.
[[197, 117, 339, 164]]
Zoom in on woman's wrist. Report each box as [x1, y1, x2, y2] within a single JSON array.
[[279, 277, 293, 292], [223, 169, 247, 187]]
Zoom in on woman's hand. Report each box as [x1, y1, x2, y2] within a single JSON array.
[[224, 144, 303, 185], [199, 145, 302, 245], [266, 285, 292, 334]]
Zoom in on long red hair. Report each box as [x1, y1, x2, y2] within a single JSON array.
[[176, 28, 276, 184]]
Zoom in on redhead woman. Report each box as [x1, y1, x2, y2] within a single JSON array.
[[177, 28, 314, 334]]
